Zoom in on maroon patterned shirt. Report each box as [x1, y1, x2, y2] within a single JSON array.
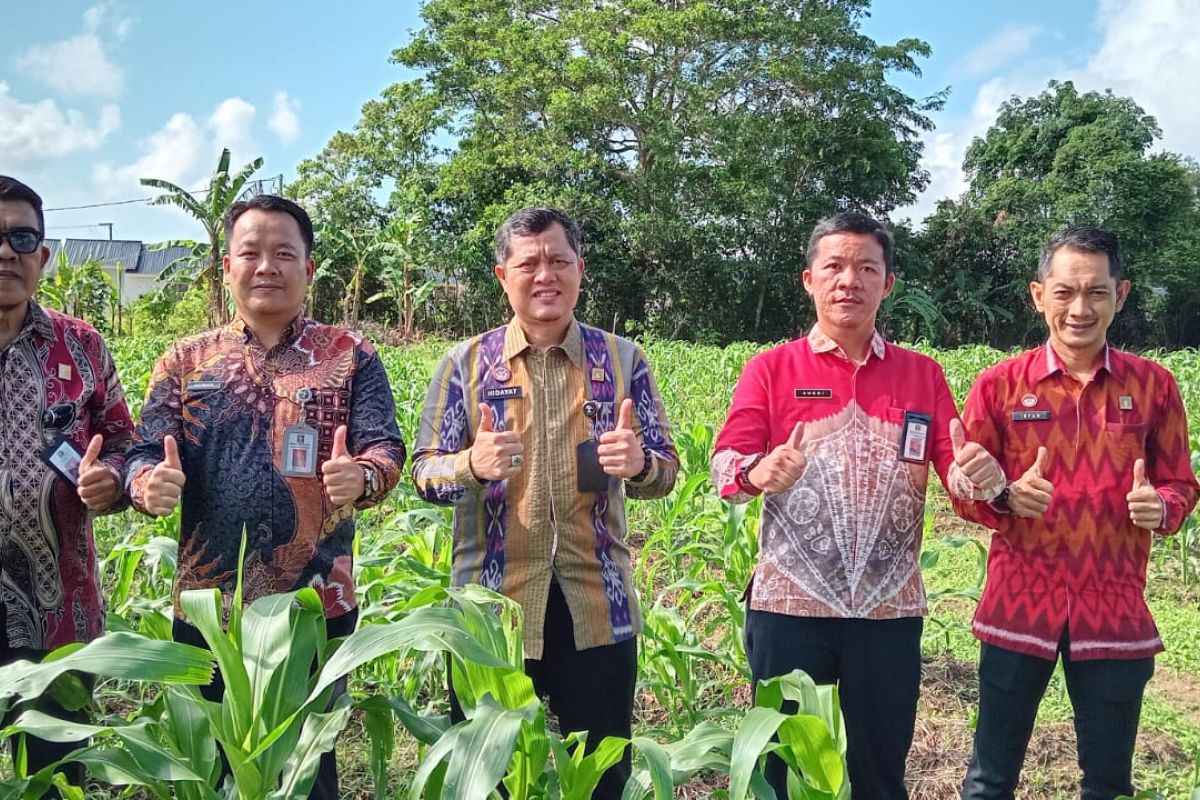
[[0, 302, 132, 649]]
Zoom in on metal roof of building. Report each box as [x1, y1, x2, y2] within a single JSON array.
[[42, 239, 195, 276]]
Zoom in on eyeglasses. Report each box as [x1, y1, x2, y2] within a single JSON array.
[[0, 228, 42, 255]]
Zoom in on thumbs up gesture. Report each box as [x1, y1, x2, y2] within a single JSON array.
[[747, 420, 807, 494], [949, 419, 1005, 495], [1126, 458, 1164, 530], [322, 425, 363, 507], [598, 398, 645, 479], [468, 403, 525, 481], [1007, 446, 1053, 518], [77, 434, 120, 511], [144, 434, 186, 516]]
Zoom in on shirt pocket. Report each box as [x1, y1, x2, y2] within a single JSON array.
[[1102, 419, 1148, 461]]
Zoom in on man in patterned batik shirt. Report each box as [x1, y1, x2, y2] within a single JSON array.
[[126, 195, 405, 799], [414, 207, 678, 799], [712, 212, 1006, 799], [955, 227, 1199, 800], [0, 175, 133, 786]]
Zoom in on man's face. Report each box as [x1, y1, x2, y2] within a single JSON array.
[[0, 199, 48, 313], [494, 222, 584, 329], [223, 209, 314, 324], [802, 232, 894, 334], [1031, 246, 1128, 356]]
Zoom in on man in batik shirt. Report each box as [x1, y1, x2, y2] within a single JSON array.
[[712, 211, 1005, 799], [0, 175, 132, 784], [955, 227, 1199, 800], [126, 195, 405, 799], [414, 207, 678, 799]]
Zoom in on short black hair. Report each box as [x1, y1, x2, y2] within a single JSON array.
[[806, 211, 895, 274], [494, 207, 582, 264], [0, 175, 46, 236], [224, 194, 314, 256], [1038, 226, 1122, 281]]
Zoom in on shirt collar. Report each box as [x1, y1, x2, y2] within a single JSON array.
[[807, 324, 887, 362], [1036, 341, 1120, 384], [23, 301, 55, 341], [230, 313, 308, 349], [503, 318, 584, 369]]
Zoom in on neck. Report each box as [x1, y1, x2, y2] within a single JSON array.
[[1051, 340, 1104, 382], [520, 317, 572, 350], [818, 320, 874, 363], [241, 312, 297, 349], [0, 301, 29, 348]]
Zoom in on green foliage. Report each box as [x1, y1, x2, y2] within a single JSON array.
[[37, 252, 118, 334], [140, 148, 264, 328], [919, 80, 1200, 348], [292, 0, 940, 343]]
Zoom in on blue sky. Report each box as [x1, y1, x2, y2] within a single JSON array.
[[5, 0, 1198, 242]]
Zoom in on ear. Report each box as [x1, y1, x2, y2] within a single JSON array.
[[1029, 280, 1045, 313], [881, 271, 896, 299], [494, 263, 506, 285], [222, 253, 233, 285], [801, 269, 814, 296], [1114, 279, 1131, 312], [305, 256, 316, 285], [577, 258, 585, 281], [37, 244, 50, 272]]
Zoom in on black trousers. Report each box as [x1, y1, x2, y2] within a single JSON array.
[[449, 580, 638, 800], [172, 608, 358, 800], [745, 609, 923, 800], [0, 641, 91, 798], [961, 636, 1154, 800]]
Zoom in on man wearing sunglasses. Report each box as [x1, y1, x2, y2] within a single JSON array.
[[0, 175, 133, 791]]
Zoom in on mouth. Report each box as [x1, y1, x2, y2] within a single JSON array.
[[532, 289, 561, 300], [251, 284, 283, 291], [833, 297, 862, 305], [0, 271, 21, 281], [1064, 321, 1096, 333]]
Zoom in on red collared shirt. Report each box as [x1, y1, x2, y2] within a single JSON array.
[[954, 344, 1199, 661], [713, 327, 984, 620]]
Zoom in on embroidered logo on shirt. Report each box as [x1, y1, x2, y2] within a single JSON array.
[[794, 388, 834, 399], [1021, 393, 1038, 408], [493, 365, 512, 383]]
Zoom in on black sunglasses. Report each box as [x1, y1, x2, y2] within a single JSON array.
[[0, 228, 43, 255]]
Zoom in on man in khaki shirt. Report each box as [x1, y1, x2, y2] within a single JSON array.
[[414, 207, 678, 797]]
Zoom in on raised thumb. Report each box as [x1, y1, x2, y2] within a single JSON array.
[[478, 402, 494, 433], [81, 434, 103, 469], [331, 425, 350, 458], [787, 420, 805, 450], [163, 434, 181, 469], [949, 418, 967, 454], [1030, 446, 1048, 478], [616, 398, 634, 431], [1133, 458, 1149, 489]]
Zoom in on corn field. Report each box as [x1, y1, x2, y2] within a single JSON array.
[[1, 338, 1198, 799]]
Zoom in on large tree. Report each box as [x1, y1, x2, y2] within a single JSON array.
[[921, 80, 1200, 347], [141, 148, 263, 328], [293, 0, 939, 342]]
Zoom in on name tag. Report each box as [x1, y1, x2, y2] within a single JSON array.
[[794, 388, 833, 399], [41, 436, 83, 486], [281, 424, 318, 477], [898, 411, 932, 463], [483, 386, 523, 401], [1011, 410, 1051, 421], [185, 380, 223, 394]]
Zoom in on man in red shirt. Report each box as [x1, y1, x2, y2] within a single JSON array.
[[955, 226, 1199, 799], [713, 212, 1004, 798]]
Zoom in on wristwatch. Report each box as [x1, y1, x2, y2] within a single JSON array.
[[992, 484, 1011, 510], [359, 464, 381, 502], [738, 454, 765, 493]]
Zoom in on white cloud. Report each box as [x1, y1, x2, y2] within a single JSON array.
[[268, 91, 302, 144], [92, 97, 262, 200], [901, 0, 1200, 226], [1079, 0, 1200, 158], [0, 82, 120, 167], [16, 34, 125, 98], [208, 97, 258, 159], [958, 24, 1041, 78]]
